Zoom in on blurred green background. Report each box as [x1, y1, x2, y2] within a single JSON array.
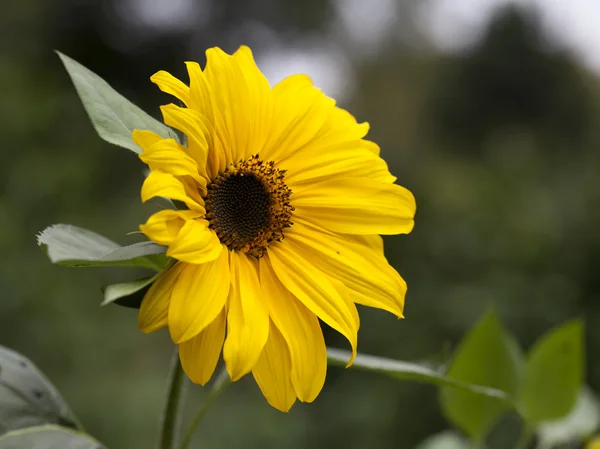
[[2, 0, 600, 447]]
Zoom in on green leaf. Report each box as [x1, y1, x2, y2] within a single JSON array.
[[537, 387, 600, 449], [438, 311, 523, 440], [37, 224, 169, 271], [0, 425, 104, 449], [101, 274, 158, 308], [521, 319, 584, 424], [415, 430, 472, 449], [57, 51, 177, 154], [101, 257, 175, 308], [326, 348, 512, 406], [0, 347, 78, 435]]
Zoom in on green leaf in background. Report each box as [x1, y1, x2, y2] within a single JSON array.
[[57, 51, 178, 154], [438, 311, 523, 440], [0, 346, 78, 435], [102, 274, 158, 308], [414, 430, 472, 449], [37, 224, 169, 271], [326, 348, 512, 406], [521, 319, 584, 425], [0, 425, 104, 449], [536, 386, 600, 449]]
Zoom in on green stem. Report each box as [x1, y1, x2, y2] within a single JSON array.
[[178, 368, 231, 449], [157, 348, 186, 449]]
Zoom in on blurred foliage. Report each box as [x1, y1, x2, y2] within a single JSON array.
[[2, 0, 600, 448]]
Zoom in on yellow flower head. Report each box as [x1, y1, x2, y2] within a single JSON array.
[[134, 46, 416, 412]]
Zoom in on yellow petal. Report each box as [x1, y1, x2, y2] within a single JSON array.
[[141, 171, 205, 211], [262, 74, 334, 162], [285, 144, 395, 185], [264, 73, 371, 164], [346, 234, 384, 256], [287, 219, 406, 318], [159, 104, 210, 177], [292, 177, 416, 235], [260, 258, 327, 402], [251, 321, 296, 412], [302, 106, 370, 153], [150, 70, 190, 105], [203, 46, 272, 164], [185, 61, 212, 114], [278, 117, 373, 173], [223, 252, 270, 381], [166, 220, 222, 264], [186, 61, 229, 175], [230, 46, 272, 160], [203, 47, 247, 165], [132, 129, 164, 151], [138, 262, 185, 333], [140, 209, 203, 246], [168, 249, 230, 343], [139, 138, 203, 183], [267, 241, 359, 365], [179, 307, 226, 386]]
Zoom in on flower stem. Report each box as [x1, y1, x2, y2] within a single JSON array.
[[157, 348, 186, 449], [178, 368, 231, 449]]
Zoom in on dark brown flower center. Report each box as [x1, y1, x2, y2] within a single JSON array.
[[204, 155, 293, 258]]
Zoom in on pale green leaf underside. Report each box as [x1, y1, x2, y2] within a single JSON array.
[[0, 346, 77, 435], [57, 51, 177, 154], [0, 425, 104, 449], [37, 224, 169, 271], [102, 275, 158, 307], [326, 348, 512, 406]]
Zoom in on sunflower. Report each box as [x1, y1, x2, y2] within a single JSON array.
[[134, 46, 416, 412]]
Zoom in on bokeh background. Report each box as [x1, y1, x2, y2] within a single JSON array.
[[2, 0, 600, 447]]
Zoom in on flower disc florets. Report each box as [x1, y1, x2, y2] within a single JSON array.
[[204, 155, 294, 258]]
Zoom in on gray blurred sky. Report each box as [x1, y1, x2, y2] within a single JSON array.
[[124, 0, 600, 99], [273, 0, 600, 99], [421, 0, 600, 71]]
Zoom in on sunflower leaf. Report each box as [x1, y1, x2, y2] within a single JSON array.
[[37, 224, 169, 271], [326, 347, 514, 407], [439, 310, 523, 440], [521, 319, 584, 425], [0, 347, 79, 435], [0, 425, 104, 449], [101, 275, 159, 308], [57, 51, 178, 154]]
